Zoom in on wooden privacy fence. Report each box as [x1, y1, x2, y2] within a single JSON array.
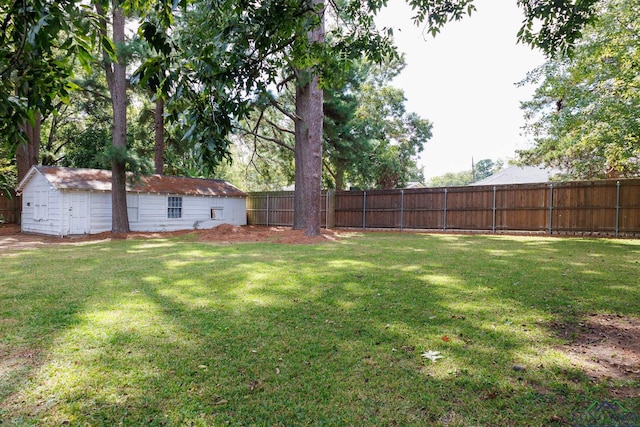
[[0, 192, 21, 224], [246, 191, 335, 229], [247, 179, 640, 236]]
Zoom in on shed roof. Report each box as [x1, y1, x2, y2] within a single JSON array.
[[17, 166, 246, 197]]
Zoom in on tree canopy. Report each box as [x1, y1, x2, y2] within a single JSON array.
[[229, 57, 432, 191], [0, 1, 89, 146], [427, 158, 503, 187], [330, 58, 432, 190], [517, 0, 640, 179], [1, 0, 602, 153], [2, 0, 603, 235]]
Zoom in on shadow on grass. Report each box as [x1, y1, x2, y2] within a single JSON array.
[[1, 233, 638, 425]]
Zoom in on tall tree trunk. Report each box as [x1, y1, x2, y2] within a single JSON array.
[[335, 164, 345, 192], [154, 97, 165, 175], [293, 80, 307, 230], [16, 113, 41, 183], [293, 0, 324, 236], [104, 5, 130, 233]]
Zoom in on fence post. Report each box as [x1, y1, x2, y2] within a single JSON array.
[[443, 188, 448, 231], [400, 190, 404, 231], [266, 194, 270, 227], [363, 191, 367, 229], [326, 190, 335, 229], [548, 184, 553, 235], [615, 180, 620, 237], [492, 186, 497, 234], [325, 191, 328, 229]]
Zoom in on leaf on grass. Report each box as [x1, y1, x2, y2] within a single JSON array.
[[441, 335, 450, 342], [213, 398, 228, 405], [421, 350, 443, 362], [248, 379, 263, 391]]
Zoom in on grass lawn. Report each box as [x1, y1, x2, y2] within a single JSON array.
[[1, 231, 639, 426]]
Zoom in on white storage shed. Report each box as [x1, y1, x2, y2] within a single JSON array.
[[16, 166, 247, 236]]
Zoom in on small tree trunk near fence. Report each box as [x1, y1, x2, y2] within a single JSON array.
[[16, 113, 41, 183], [154, 97, 164, 175]]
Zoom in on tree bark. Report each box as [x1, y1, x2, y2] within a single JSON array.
[[293, 80, 307, 230], [16, 113, 41, 183], [334, 164, 345, 192], [293, 0, 324, 236], [154, 97, 165, 175], [105, 5, 130, 233]]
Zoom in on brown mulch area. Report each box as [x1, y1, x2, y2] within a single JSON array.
[[196, 223, 338, 244], [0, 223, 340, 252], [0, 223, 20, 235], [550, 314, 640, 393]]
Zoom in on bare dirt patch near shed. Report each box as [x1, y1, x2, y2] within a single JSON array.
[[1, 224, 76, 251], [0, 224, 339, 252], [196, 224, 338, 244]]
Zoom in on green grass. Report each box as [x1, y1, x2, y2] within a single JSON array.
[[1, 232, 639, 426]]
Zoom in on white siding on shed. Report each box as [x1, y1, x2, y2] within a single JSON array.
[[127, 193, 139, 222], [130, 193, 246, 232], [88, 192, 112, 234], [20, 172, 64, 236], [18, 166, 247, 236]]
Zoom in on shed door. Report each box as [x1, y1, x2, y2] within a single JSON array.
[[69, 193, 89, 234]]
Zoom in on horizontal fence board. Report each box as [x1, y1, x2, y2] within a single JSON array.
[[246, 191, 331, 228], [246, 179, 640, 237], [619, 182, 640, 232]]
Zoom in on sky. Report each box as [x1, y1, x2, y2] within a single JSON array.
[[374, 0, 546, 179]]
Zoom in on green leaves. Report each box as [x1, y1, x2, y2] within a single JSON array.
[[518, 0, 640, 179], [406, 0, 476, 36], [516, 0, 600, 56], [0, 171, 14, 199], [323, 57, 432, 189], [139, 21, 173, 56], [98, 144, 154, 177], [395, 0, 598, 56], [0, 1, 101, 149]]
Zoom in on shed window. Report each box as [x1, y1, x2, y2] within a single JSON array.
[[211, 207, 223, 220], [168, 196, 182, 219]]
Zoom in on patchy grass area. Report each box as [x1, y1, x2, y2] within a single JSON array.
[[1, 231, 639, 426]]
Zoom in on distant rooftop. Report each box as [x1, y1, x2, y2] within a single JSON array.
[[469, 166, 560, 186]]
